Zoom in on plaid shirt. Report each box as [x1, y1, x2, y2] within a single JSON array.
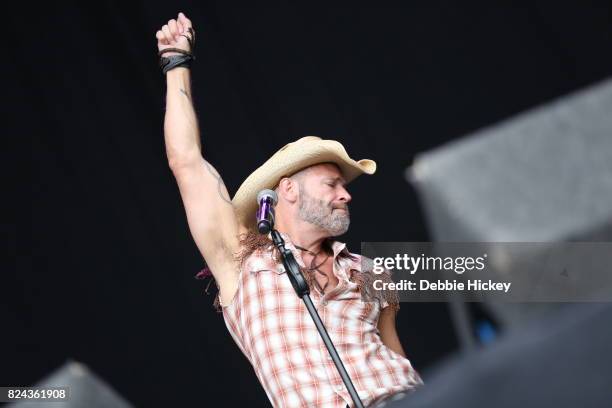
[[217, 233, 423, 407]]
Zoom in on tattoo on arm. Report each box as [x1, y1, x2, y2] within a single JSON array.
[[204, 160, 234, 205], [179, 88, 191, 100]]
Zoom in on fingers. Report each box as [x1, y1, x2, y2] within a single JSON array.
[[168, 19, 179, 41], [155, 30, 167, 45], [178, 12, 192, 30], [162, 24, 173, 44], [156, 13, 192, 44]]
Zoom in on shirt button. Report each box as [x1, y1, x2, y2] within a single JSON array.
[[320, 300, 328, 306]]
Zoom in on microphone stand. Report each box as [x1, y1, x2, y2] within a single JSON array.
[[270, 229, 365, 408]]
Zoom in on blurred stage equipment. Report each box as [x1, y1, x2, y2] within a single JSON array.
[[406, 78, 612, 347], [385, 302, 612, 408], [8, 360, 133, 408]]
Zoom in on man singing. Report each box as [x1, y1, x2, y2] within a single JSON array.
[[156, 12, 423, 407]]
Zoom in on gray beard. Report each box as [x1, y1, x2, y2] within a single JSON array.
[[297, 189, 350, 236]]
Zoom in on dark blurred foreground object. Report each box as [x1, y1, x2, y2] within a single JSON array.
[[384, 302, 612, 408], [8, 361, 133, 408], [406, 78, 612, 344]]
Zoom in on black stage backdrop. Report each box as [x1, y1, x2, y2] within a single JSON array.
[[8, 1, 612, 406]]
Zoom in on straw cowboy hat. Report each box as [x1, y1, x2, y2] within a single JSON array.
[[232, 136, 377, 230]]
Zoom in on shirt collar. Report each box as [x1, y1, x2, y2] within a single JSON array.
[[276, 231, 350, 260], [274, 232, 361, 282]]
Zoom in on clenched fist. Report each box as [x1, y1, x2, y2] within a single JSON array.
[[156, 12, 195, 57]]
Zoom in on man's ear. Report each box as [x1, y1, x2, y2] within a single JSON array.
[[278, 177, 299, 203]]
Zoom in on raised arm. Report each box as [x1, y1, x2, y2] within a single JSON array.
[[156, 12, 243, 305]]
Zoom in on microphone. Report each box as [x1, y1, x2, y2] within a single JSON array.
[[256, 189, 278, 235]]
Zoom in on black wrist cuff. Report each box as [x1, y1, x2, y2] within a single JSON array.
[[159, 54, 195, 75]]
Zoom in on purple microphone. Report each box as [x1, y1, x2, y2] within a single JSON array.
[[256, 189, 278, 234]]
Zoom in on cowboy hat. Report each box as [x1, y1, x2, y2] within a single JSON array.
[[232, 136, 377, 230]]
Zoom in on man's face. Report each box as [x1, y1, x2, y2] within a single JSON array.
[[296, 163, 352, 236]]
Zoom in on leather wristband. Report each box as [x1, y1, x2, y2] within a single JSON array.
[[159, 54, 194, 74]]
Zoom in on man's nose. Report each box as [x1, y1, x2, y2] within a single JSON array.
[[338, 186, 352, 204]]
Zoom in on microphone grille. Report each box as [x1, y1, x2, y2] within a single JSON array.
[[257, 189, 278, 205]]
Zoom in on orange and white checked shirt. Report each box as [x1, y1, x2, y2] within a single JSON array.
[[216, 233, 423, 407]]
